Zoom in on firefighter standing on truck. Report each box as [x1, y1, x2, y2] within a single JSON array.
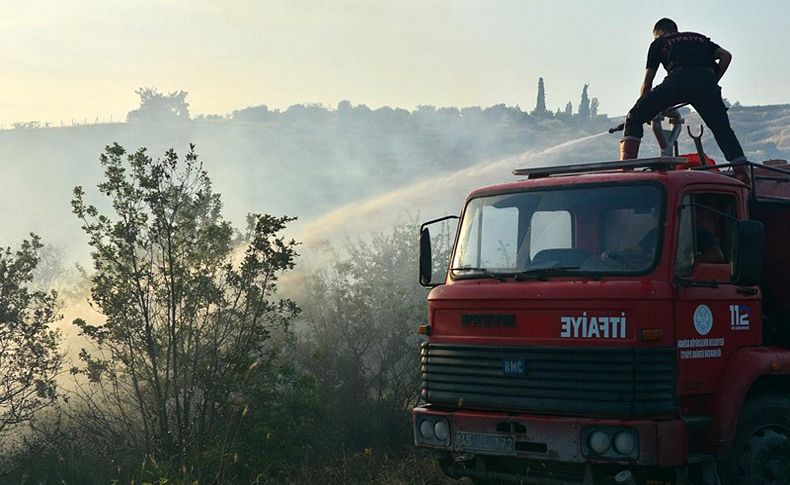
[[620, 18, 746, 163]]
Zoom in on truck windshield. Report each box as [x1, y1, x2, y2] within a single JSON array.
[[452, 184, 664, 277]]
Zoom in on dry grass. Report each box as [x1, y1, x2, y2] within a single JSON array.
[[266, 449, 464, 485]]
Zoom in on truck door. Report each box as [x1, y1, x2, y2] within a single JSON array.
[[673, 192, 761, 396]]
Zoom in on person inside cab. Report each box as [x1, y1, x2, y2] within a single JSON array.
[[694, 202, 726, 264]]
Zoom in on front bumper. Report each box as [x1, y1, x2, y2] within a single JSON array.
[[413, 405, 687, 468]]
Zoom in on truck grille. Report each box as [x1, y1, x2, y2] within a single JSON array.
[[421, 343, 677, 417]]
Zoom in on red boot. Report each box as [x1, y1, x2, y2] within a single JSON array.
[[619, 138, 641, 160]]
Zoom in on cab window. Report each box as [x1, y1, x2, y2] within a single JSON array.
[[675, 193, 737, 278], [529, 211, 572, 259]]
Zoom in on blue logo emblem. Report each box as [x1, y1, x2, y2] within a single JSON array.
[[502, 358, 526, 376]]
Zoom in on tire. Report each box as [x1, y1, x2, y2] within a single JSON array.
[[719, 394, 790, 485]]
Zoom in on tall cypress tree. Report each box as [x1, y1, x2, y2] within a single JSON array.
[[533, 77, 547, 115], [578, 84, 590, 119]]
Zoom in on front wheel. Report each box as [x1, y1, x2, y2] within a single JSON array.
[[720, 394, 790, 485]]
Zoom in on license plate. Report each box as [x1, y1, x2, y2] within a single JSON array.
[[456, 432, 515, 455]]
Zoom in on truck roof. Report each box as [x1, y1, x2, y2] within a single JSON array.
[[468, 163, 746, 199]]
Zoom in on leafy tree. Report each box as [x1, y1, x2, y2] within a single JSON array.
[[564, 102, 573, 117], [337, 99, 353, 115], [482, 104, 523, 123], [231, 105, 275, 123], [70, 143, 298, 468], [11, 121, 41, 130], [127, 87, 190, 123], [30, 244, 65, 292], [279, 103, 333, 128], [297, 222, 452, 453], [0, 235, 61, 437], [578, 83, 591, 119], [590, 97, 600, 118]]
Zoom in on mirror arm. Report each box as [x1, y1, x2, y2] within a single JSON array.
[[420, 214, 459, 232]]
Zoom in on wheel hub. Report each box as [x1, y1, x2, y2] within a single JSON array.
[[739, 426, 789, 483]]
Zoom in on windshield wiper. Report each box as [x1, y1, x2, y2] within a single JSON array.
[[450, 267, 508, 281], [674, 276, 719, 288], [451, 266, 601, 282], [514, 266, 601, 281]]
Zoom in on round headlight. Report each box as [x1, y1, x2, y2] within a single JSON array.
[[419, 419, 435, 440], [588, 430, 611, 454], [613, 431, 635, 455], [434, 420, 449, 441]]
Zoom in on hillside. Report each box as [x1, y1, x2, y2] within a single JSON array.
[[1, 103, 788, 260], [294, 104, 790, 244]]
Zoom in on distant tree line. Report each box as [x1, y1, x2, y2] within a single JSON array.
[[8, 83, 753, 133], [531, 77, 602, 122], [120, 85, 612, 128], [2, 82, 612, 134]]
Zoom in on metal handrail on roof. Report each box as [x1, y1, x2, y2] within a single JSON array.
[[693, 161, 790, 203], [693, 161, 790, 177], [512, 157, 687, 178]]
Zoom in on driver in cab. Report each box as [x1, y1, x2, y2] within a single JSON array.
[[601, 206, 724, 265]]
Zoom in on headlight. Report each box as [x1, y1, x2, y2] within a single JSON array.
[[613, 431, 635, 455], [419, 419, 435, 440], [434, 420, 449, 441], [415, 416, 451, 446], [588, 430, 611, 454], [582, 426, 639, 459]]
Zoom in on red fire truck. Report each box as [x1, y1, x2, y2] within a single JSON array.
[[414, 115, 790, 484]]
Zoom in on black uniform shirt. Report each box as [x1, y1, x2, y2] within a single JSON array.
[[646, 32, 721, 73]]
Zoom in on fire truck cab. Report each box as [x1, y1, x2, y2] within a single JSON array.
[[414, 155, 790, 484]]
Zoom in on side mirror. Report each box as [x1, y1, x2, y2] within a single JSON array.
[[418, 215, 459, 287], [419, 228, 433, 286], [733, 220, 764, 286]]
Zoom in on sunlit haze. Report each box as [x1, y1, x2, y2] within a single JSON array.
[[1, 0, 788, 126], [3, 3, 790, 481]]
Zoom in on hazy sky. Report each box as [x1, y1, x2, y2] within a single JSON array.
[[1, 0, 788, 125]]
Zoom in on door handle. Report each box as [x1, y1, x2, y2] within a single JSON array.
[[736, 287, 758, 296]]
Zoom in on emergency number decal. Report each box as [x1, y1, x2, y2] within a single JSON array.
[[560, 312, 627, 339], [693, 304, 713, 336], [730, 304, 750, 330]]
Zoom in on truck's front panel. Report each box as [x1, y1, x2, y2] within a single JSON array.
[[413, 178, 689, 480]]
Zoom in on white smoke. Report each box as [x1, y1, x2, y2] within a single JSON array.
[[293, 130, 615, 246]]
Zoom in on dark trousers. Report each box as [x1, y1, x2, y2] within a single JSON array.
[[624, 68, 745, 161]]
